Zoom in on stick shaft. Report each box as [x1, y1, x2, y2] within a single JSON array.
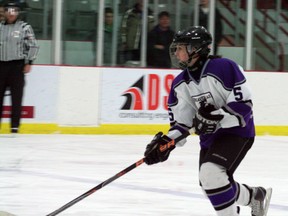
[[46, 158, 144, 216], [46, 128, 194, 216]]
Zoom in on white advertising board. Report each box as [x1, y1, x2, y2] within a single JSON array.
[[3, 65, 59, 123], [3, 66, 288, 129], [101, 68, 288, 125], [246, 72, 288, 125], [57, 66, 100, 126], [101, 67, 180, 124]]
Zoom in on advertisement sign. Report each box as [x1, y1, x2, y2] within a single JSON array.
[[1, 65, 287, 133], [101, 68, 181, 123], [2, 65, 59, 123], [1, 106, 34, 118]]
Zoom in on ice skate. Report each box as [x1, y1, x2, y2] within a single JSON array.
[[249, 187, 272, 216]]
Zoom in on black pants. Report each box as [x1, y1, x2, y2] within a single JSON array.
[[199, 134, 254, 183], [0, 60, 25, 130]]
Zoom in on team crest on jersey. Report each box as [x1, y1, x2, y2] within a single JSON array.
[[193, 92, 214, 108]]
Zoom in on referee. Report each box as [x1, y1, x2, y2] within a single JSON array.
[[0, 1, 39, 134]]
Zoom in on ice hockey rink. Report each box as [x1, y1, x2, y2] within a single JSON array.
[[0, 134, 287, 216]]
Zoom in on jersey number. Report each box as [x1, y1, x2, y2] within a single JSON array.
[[233, 86, 243, 101]]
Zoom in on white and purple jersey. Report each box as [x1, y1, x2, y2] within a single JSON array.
[[167, 57, 255, 149]]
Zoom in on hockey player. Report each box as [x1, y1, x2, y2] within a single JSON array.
[[143, 26, 272, 216]]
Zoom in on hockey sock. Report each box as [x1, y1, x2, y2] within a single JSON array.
[[215, 203, 239, 216], [199, 162, 238, 215], [235, 183, 252, 206]]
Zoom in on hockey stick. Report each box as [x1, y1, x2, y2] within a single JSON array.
[[46, 128, 194, 216]]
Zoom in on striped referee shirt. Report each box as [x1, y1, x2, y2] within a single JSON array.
[[0, 19, 39, 63]]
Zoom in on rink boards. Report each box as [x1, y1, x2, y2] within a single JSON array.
[[1, 66, 288, 135]]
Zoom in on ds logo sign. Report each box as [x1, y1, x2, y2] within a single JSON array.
[[121, 74, 175, 111]]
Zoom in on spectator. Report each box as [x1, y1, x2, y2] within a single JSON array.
[[193, 0, 223, 55], [119, 0, 154, 65], [103, 7, 113, 65], [0, 1, 39, 135], [147, 11, 175, 68], [90, 7, 114, 66], [0, 6, 4, 21]]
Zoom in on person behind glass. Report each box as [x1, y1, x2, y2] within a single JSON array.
[[103, 7, 113, 65], [119, 0, 154, 64], [194, 0, 223, 55], [0, 6, 5, 22], [143, 26, 272, 216], [147, 11, 175, 68], [0, 1, 39, 134]]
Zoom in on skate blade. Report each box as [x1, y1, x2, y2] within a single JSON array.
[[263, 188, 272, 216]]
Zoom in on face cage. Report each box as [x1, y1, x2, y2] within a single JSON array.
[[169, 42, 200, 70]]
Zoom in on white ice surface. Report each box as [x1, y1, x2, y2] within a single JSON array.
[[0, 134, 287, 216]]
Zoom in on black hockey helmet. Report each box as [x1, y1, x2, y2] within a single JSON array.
[[170, 26, 212, 69]]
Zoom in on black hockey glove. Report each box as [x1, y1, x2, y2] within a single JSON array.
[[144, 132, 175, 165], [193, 104, 224, 135]]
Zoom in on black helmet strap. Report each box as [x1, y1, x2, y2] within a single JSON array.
[[183, 44, 202, 68]]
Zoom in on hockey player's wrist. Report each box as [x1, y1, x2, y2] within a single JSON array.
[[167, 129, 187, 147]]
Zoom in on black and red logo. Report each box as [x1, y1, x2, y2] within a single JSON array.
[[121, 74, 174, 111]]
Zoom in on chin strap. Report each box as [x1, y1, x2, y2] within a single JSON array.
[[187, 56, 207, 73], [179, 52, 198, 69], [180, 43, 207, 69]]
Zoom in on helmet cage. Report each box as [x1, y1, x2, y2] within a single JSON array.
[[169, 26, 212, 69]]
